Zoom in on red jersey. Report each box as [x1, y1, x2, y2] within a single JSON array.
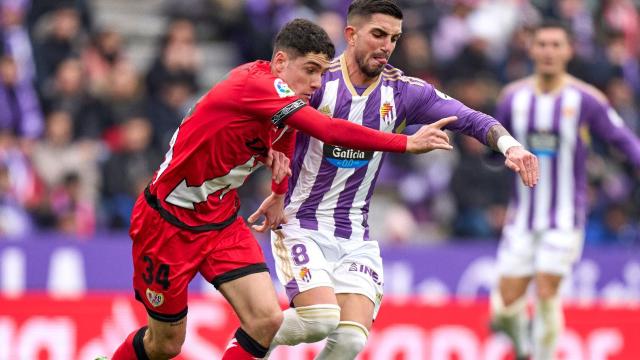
[[147, 61, 301, 228]]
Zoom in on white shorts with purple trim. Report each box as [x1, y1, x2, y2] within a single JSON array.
[[270, 224, 384, 318]]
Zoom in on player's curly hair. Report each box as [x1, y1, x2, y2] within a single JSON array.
[[347, 0, 403, 23], [273, 19, 335, 60]]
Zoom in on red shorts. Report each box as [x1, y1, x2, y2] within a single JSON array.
[[129, 195, 267, 322]]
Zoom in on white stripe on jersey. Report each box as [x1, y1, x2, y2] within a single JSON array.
[[286, 79, 340, 219], [556, 87, 580, 229], [509, 88, 533, 230], [533, 94, 555, 230], [315, 95, 367, 234]]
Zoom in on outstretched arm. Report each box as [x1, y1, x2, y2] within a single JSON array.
[[486, 124, 539, 188], [285, 105, 454, 154]]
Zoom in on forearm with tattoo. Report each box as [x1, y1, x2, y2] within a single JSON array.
[[486, 124, 511, 151]]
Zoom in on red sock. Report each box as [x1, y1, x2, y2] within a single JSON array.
[[112, 326, 149, 360], [221, 339, 257, 360]]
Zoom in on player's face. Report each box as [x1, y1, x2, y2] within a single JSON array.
[[530, 28, 572, 77], [348, 14, 402, 78], [279, 52, 330, 102]]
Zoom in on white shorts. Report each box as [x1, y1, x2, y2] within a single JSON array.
[[497, 225, 584, 277], [271, 224, 384, 318]]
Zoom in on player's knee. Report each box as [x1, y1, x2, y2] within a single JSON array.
[[535, 283, 560, 300], [296, 305, 341, 342], [256, 310, 285, 338]]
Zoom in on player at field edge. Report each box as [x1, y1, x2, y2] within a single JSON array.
[[489, 20, 640, 360]]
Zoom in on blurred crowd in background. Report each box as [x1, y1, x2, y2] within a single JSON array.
[[1, 0, 639, 246]]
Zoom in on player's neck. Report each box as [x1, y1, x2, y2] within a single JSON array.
[[344, 51, 378, 87], [535, 73, 567, 94]]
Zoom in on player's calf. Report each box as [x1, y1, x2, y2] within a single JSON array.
[[533, 296, 563, 360], [315, 321, 369, 360], [490, 291, 531, 359]]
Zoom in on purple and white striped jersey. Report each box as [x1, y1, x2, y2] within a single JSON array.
[[497, 76, 640, 231], [284, 54, 500, 241]]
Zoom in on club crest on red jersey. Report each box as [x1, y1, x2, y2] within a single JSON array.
[[146, 288, 164, 307]]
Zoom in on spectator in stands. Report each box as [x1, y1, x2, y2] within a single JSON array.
[[41, 57, 111, 139], [32, 4, 85, 85], [0, 55, 43, 138], [102, 115, 161, 228], [31, 110, 100, 228], [82, 28, 125, 97], [145, 18, 200, 99]]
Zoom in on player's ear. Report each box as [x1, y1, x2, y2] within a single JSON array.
[[345, 26, 357, 47], [273, 50, 288, 73]]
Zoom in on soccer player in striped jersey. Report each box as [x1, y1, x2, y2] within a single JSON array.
[[490, 20, 640, 360], [259, 1, 538, 359]]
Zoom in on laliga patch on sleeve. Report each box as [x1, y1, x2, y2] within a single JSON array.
[[435, 88, 452, 100], [272, 99, 306, 128], [274, 78, 296, 98]]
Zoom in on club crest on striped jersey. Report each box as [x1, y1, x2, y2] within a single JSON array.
[[318, 105, 332, 116], [299, 267, 312, 282], [274, 78, 295, 98], [380, 102, 394, 124]]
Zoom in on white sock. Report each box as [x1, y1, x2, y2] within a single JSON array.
[[263, 304, 340, 358], [533, 296, 563, 360], [314, 321, 368, 360], [490, 291, 531, 357]]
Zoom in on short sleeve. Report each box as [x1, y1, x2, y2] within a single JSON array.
[[241, 71, 307, 128]]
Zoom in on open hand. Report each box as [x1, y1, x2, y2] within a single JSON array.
[[406, 116, 457, 154], [247, 193, 287, 232], [504, 146, 539, 187]]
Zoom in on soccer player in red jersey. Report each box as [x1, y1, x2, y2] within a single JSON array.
[[110, 19, 450, 360]]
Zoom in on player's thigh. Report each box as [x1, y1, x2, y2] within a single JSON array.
[[336, 293, 374, 331], [535, 229, 584, 277], [218, 271, 281, 325], [496, 225, 536, 277], [131, 205, 205, 321], [271, 226, 337, 305], [334, 240, 384, 320]]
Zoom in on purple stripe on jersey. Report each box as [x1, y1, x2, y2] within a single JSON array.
[[333, 89, 382, 239], [284, 131, 310, 208], [296, 80, 354, 229], [527, 93, 537, 230], [549, 94, 563, 228]]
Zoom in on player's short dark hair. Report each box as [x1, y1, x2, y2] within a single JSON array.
[[347, 0, 403, 23], [273, 18, 335, 60], [533, 19, 573, 41]]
